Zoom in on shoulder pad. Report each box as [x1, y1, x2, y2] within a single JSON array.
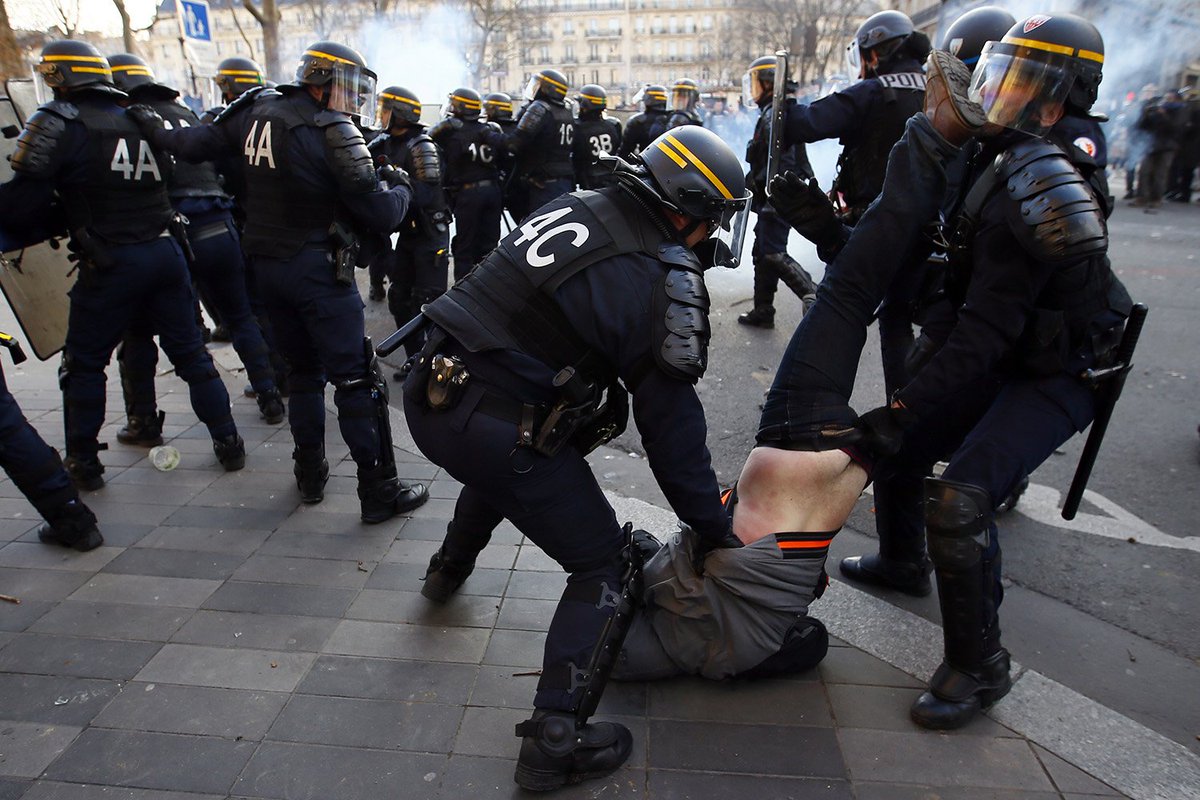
[[323, 120, 376, 194], [214, 86, 267, 125], [657, 242, 704, 274], [652, 267, 711, 382], [10, 105, 75, 176], [409, 135, 441, 182], [996, 140, 1107, 262], [876, 73, 926, 91], [517, 100, 550, 132]]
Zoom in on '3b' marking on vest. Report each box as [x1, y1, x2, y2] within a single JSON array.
[[243, 119, 276, 168], [513, 206, 591, 268], [110, 138, 161, 181]]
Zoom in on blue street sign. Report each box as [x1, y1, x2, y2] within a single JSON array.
[[179, 0, 212, 43]]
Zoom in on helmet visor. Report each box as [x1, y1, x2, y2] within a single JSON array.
[[968, 41, 1073, 135], [329, 62, 378, 126], [670, 87, 696, 111], [709, 193, 751, 268], [523, 76, 541, 102], [845, 40, 863, 76]]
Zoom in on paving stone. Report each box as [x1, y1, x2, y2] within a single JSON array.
[[172, 609, 338, 652], [268, 694, 463, 752], [495, 597, 556, 631], [436, 754, 645, 798], [79, 481, 204, 507], [0, 598, 52, 631], [134, 524, 271, 556], [107, 465, 221, 488], [323, 620, 490, 664], [67, 574, 221, 608], [347, 589, 500, 629], [63, 502, 173, 528], [42, 728, 255, 794], [452, 706, 531, 758], [0, 569, 90, 602], [483, 629, 546, 669], [258, 528, 397, 563], [0, 543, 121, 572], [818, 643, 925, 688], [21, 787, 221, 800], [394, 516, 456, 542], [0, 518, 37, 544], [0, 674, 120, 726], [649, 771, 853, 800], [647, 676, 832, 726], [297, 655, 477, 705], [202, 581, 357, 618], [406, 497, 456, 520], [825, 683, 1013, 736], [135, 644, 315, 692], [504, 570, 566, 601], [838, 729, 1055, 791], [187, 483, 301, 512], [648, 719, 846, 779], [1032, 743, 1124, 797], [235, 741, 445, 800], [852, 786, 1060, 799], [232, 554, 372, 588], [91, 683, 288, 739], [0, 633, 159, 680], [0, 721, 81, 778], [163, 505, 292, 531], [366, 562, 511, 598], [273, 510, 372, 535], [100, 548, 245, 580], [513, 546, 560, 572], [465, 665, 540, 710], [29, 601, 191, 642], [0, 778, 28, 800]]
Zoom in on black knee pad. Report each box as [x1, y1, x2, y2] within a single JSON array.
[[171, 348, 220, 384], [924, 477, 992, 571]]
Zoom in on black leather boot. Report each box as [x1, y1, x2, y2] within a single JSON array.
[[257, 388, 286, 425], [117, 410, 165, 447], [63, 454, 105, 491], [293, 447, 329, 504], [737, 305, 775, 328], [911, 648, 1011, 730], [514, 710, 632, 791], [212, 434, 246, 471], [357, 463, 429, 523], [841, 471, 932, 596], [37, 498, 103, 552], [421, 546, 476, 603], [839, 552, 932, 596]]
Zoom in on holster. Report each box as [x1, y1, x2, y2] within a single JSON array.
[[329, 222, 360, 286], [168, 214, 194, 264], [425, 354, 470, 411], [67, 228, 116, 273]]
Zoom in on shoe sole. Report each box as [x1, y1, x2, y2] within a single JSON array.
[[116, 435, 164, 447], [928, 50, 989, 129], [910, 678, 1012, 730], [38, 526, 104, 552], [514, 764, 623, 792], [839, 561, 932, 597]]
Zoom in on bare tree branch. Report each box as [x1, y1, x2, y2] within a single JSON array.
[[240, 0, 282, 81], [227, 0, 257, 60], [0, 0, 24, 80]]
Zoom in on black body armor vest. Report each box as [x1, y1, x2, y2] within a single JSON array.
[[370, 130, 446, 238], [573, 115, 621, 189], [517, 100, 575, 181], [70, 101, 174, 244], [147, 98, 227, 201], [441, 119, 501, 187], [833, 71, 925, 215]]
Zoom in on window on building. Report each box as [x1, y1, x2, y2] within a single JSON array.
[[669, 16, 677, 33], [589, 43, 600, 60], [563, 19, 574, 34], [635, 17, 645, 33], [608, 18, 620, 34], [701, 14, 712, 30], [540, 45, 550, 61]]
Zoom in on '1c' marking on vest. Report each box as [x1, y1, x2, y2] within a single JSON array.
[[513, 206, 592, 268]]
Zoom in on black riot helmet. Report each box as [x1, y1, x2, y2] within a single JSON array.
[[294, 41, 379, 125], [636, 84, 668, 111], [36, 40, 119, 95], [847, 10, 914, 77], [939, 7, 1016, 68], [670, 77, 700, 112], [969, 13, 1105, 133], [524, 68, 569, 104], [637, 126, 752, 267], [484, 92, 514, 121], [379, 86, 422, 129], [576, 84, 607, 115], [214, 56, 265, 101], [447, 87, 483, 120], [107, 53, 156, 92], [743, 55, 779, 107]]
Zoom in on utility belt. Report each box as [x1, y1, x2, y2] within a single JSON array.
[[456, 179, 497, 191], [409, 330, 628, 458], [67, 219, 185, 273], [188, 219, 231, 243]]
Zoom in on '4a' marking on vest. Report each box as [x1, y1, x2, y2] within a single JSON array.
[[513, 206, 591, 268], [110, 138, 162, 181], [243, 120, 276, 169]]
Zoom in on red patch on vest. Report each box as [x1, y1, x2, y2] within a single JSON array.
[[1024, 15, 1051, 33], [1073, 136, 1097, 158]]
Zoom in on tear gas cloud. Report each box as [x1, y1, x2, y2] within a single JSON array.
[[360, 6, 472, 111]]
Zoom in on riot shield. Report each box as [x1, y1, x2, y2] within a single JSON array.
[[0, 79, 75, 361], [763, 50, 789, 198]]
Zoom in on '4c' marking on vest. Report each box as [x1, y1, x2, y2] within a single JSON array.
[[513, 206, 591, 268], [243, 119, 276, 169]]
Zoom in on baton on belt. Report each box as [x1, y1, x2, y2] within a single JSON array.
[[375, 313, 429, 358], [1061, 303, 1148, 520]]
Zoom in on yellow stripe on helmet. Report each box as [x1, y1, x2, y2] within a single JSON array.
[[218, 69, 263, 76], [487, 100, 513, 110], [663, 133, 733, 199], [579, 93, 604, 103], [539, 73, 568, 91], [70, 66, 114, 75], [382, 92, 421, 107], [1002, 35, 1104, 63], [42, 54, 108, 63], [655, 139, 687, 168], [451, 94, 482, 108], [749, 63, 775, 72], [304, 49, 357, 66], [110, 65, 153, 74]]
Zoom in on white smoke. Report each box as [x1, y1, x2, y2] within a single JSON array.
[[359, 6, 472, 111]]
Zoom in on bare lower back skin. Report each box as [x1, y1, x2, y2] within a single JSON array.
[[732, 447, 869, 544]]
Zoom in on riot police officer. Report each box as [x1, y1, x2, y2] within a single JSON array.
[[106, 53, 284, 444], [401, 125, 751, 789], [572, 84, 622, 190], [618, 84, 669, 157], [784, 10, 929, 222], [665, 77, 703, 129], [739, 55, 817, 328], [0, 41, 245, 489], [429, 87, 505, 281], [483, 91, 523, 222], [506, 68, 576, 214], [130, 41, 428, 520], [369, 87, 449, 350], [207, 55, 265, 119], [845, 15, 1132, 730]]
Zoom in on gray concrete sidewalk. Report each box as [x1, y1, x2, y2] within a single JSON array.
[[0, 346, 1191, 800]]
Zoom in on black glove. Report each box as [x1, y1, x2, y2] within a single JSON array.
[[855, 404, 918, 458], [686, 522, 742, 577], [427, 117, 464, 138], [125, 104, 165, 137], [767, 171, 843, 252], [377, 164, 411, 191]]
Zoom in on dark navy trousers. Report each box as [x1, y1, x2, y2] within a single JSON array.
[[449, 184, 502, 281], [0, 362, 77, 517]]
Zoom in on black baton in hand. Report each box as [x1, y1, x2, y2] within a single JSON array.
[[1061, 303, 1148, 520]]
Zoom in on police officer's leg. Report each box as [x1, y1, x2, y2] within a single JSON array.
[[0, 366, 103, 551], [876, 254, 925, 397], [399, 234, 450, 370], [115, 321, 165, 447], [386, 240, 417, 334], [758, 208, 817, 310], [143, 238, 243, 471], [470, 184, 503, 270], [911, 375, 1094, 729], [242, 256, 289, 396], [739, 213, 780, 328], [421, 485, 503, 602], [367, 246, 388, 302], [189, 216, 283, 423], [450, 187, 484, 281], [527, 178, 573, 214]]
